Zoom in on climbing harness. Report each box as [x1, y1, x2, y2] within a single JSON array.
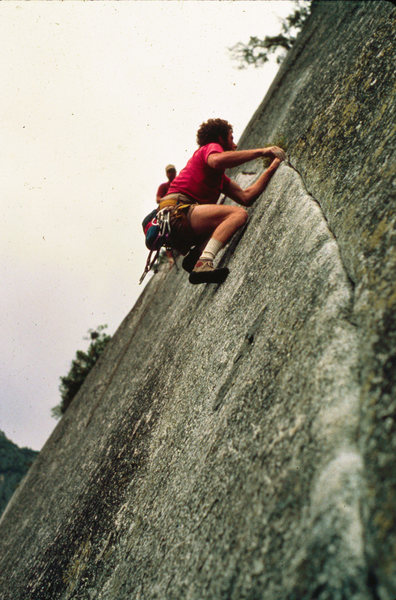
[[139, 195, 197, 284], [139, 207, 172, 284]]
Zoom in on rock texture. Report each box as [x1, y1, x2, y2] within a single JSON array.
[[0, 1, 394, 599]]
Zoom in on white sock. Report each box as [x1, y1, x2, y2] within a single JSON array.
[[199, 238, 224, 262]]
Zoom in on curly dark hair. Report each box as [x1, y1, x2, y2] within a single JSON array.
[[196, 118, 233, 147]]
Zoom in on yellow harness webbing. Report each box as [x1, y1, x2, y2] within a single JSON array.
[[158, 194, 196, 213]]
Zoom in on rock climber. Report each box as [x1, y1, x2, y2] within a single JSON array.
[[156, 164, 177, 205], [158, 118, 286, 284]]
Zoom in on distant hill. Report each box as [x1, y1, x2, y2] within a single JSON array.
[[0, 431, 38, 517]]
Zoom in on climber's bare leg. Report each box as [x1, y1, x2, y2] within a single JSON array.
[[187, 204, 248, 284], [189, 204, 248, 245]]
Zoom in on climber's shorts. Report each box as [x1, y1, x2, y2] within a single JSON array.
[[159, 193, 200, 255]]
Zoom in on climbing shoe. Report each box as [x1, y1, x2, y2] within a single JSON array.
[[188, 259, 229, 285], [182, 246, 202, 272]]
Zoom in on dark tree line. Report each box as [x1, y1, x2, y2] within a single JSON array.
[[0, 431, 38, 516]]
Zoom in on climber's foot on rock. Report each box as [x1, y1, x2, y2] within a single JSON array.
[[188, 259, 229, 285]]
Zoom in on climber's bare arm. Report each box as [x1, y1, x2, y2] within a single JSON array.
[[223, 158, 282, 206], [207, 146, 286, 170]]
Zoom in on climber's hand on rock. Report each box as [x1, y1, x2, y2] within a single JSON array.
[[266, 146, 286, 161]]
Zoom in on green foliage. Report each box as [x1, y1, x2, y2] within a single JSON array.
[[230, 1, 312, 69], [52, 325, 111, 419]]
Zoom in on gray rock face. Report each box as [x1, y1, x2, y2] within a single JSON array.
[[0, 1, 394, 599]]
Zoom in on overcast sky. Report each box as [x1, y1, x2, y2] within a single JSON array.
[[1, 0, 295, 451]]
